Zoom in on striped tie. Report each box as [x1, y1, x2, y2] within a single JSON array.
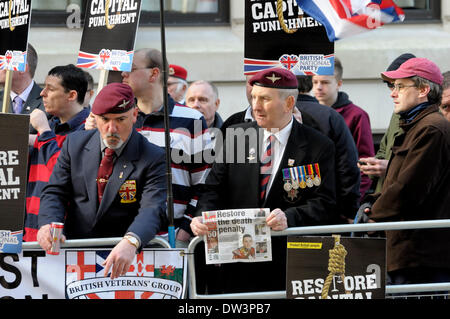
[[260, 135, 274, 201]]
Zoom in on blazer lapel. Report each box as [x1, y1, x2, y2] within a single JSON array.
[[83, 131, 102, 214]]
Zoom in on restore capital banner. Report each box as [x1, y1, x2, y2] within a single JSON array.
[[244, 0, 334, 76], [286, 235, 386, 299], [0, 114, 29, 253]]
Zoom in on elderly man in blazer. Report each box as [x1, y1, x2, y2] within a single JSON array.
[[190, 68, 337, 294], [37, 83, 167, 279]]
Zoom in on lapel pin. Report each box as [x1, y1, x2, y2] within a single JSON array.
[[288, 159, 295, 166], [247, 148, 256, 161], [119, 172, 123, 179]]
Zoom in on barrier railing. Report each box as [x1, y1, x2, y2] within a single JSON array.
[[22, 236, 172, 249], [187, 219, 450, 299]]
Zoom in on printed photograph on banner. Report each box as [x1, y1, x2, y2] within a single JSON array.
[[244, 0, 334, 76], [0, 114, 30, 253], [65, 248, 186, 299], [76, 0, 142, 72], [0, 0, 32, 72], [286, 235, 386, 299], [202, 208, 272, 265]]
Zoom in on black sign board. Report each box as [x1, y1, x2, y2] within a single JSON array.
[[286, 235, 386, 299], [245, 0, 334, 76], [0, 114, 29, 253], [0, 0, 32, 71], [76, 0, 142, 72]]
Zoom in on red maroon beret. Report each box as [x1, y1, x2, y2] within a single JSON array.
[[249, 68, 298, 89], [169, 64, 187, 81], [92, 83, 135, 115]]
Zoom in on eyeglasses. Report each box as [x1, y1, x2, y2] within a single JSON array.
[[391, 83, 417, 92]]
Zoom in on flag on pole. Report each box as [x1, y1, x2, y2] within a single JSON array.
[[296, 0, 405, 42]]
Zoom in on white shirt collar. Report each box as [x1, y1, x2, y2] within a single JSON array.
[[262, 117, 293, 147], [244, 105, 254, 122]]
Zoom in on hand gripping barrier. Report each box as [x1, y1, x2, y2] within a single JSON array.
[[187, 219, 450, 299]]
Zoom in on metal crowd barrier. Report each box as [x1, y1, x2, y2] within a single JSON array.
[[22, 236, 172, 249], [187, 219, 450, 299]]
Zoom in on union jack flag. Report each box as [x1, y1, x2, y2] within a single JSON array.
[[296, 0, 405, 41], [279, 54, 299, 71]]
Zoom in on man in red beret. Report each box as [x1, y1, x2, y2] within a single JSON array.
[[37, 82, 167, 280], [362, 58, 450, 287], [168, 64, 188, 104], [190, 67, 337, 294]]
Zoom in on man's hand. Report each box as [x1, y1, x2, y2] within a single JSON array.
[[37, 224, 66, 251], [358, 157, 388, 177], [84, 112, 97, 130], [102, 239, 137, 280], [266, 208, 288, 231], [30, 109, 51, 135], [190, 216, 209, 236]]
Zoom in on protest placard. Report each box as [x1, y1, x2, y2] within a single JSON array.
[[244, 0, 334, 76], [76, 0, 142, 72], [286, 235, 386, 299], [0, 114, 29, 253]]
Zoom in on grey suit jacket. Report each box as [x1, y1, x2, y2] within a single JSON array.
[[1, 81, 49, 133]]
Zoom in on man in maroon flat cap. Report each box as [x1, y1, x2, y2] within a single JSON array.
[[363, 57, 450, 287], [37, 83, 167, 280], [189, 68, 337, 294], [168, 64, 188, 104]]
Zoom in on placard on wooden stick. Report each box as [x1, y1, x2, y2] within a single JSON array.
[[76, 0, 143, 92]]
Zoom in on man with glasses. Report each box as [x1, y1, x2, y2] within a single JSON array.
[[121, 48, 212, 248], [359, 53, 415, 194], [440, 71, 450, 122], [364, 57, 450, 286], [167, 64, 188, 104]]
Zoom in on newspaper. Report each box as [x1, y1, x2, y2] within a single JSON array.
[[203, 208, 272, 264]]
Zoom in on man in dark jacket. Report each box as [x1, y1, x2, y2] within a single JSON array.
[[367, 57, 450, 285], [296, 76, 360, 222], [312, 57, 375, 201]]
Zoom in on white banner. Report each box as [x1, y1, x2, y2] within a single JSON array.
[[0, 248, 187, 299]]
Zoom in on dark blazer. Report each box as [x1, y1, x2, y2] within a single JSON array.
[[38, 129, 167, 247], [296, 94, 361, 219], [1, 81, 49, 133], [197, 119, 337, 226], [194, 119, 337, 294]]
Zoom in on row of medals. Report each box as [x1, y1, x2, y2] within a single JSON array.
[[283, 174, 321, 192]]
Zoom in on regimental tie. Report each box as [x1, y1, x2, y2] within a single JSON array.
[[97, 148, 115, 203], [260, 135, 274, 202], [13, 96, 24, 114]]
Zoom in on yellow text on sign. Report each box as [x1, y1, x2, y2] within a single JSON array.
[[287, 242, 323, 249]]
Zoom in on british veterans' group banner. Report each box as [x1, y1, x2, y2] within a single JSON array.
[[245, 0, 334, 76], [77, 0, 142, 72], [0, 248, 187, 299], [0, 114, 29, 253], [286, 235, 386, 299], [0, 0, 32, 72]]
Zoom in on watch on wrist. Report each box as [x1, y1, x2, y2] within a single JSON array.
[[123, 235, 139, 249]]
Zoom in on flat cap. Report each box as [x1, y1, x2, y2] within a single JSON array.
[[249, 68, 298, 89], [169, 64, 187, 81], [382, 57, 443, 85], [92, 83, 135, 115]]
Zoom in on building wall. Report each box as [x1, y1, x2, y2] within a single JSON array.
[[29, 0, 450, 133]]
